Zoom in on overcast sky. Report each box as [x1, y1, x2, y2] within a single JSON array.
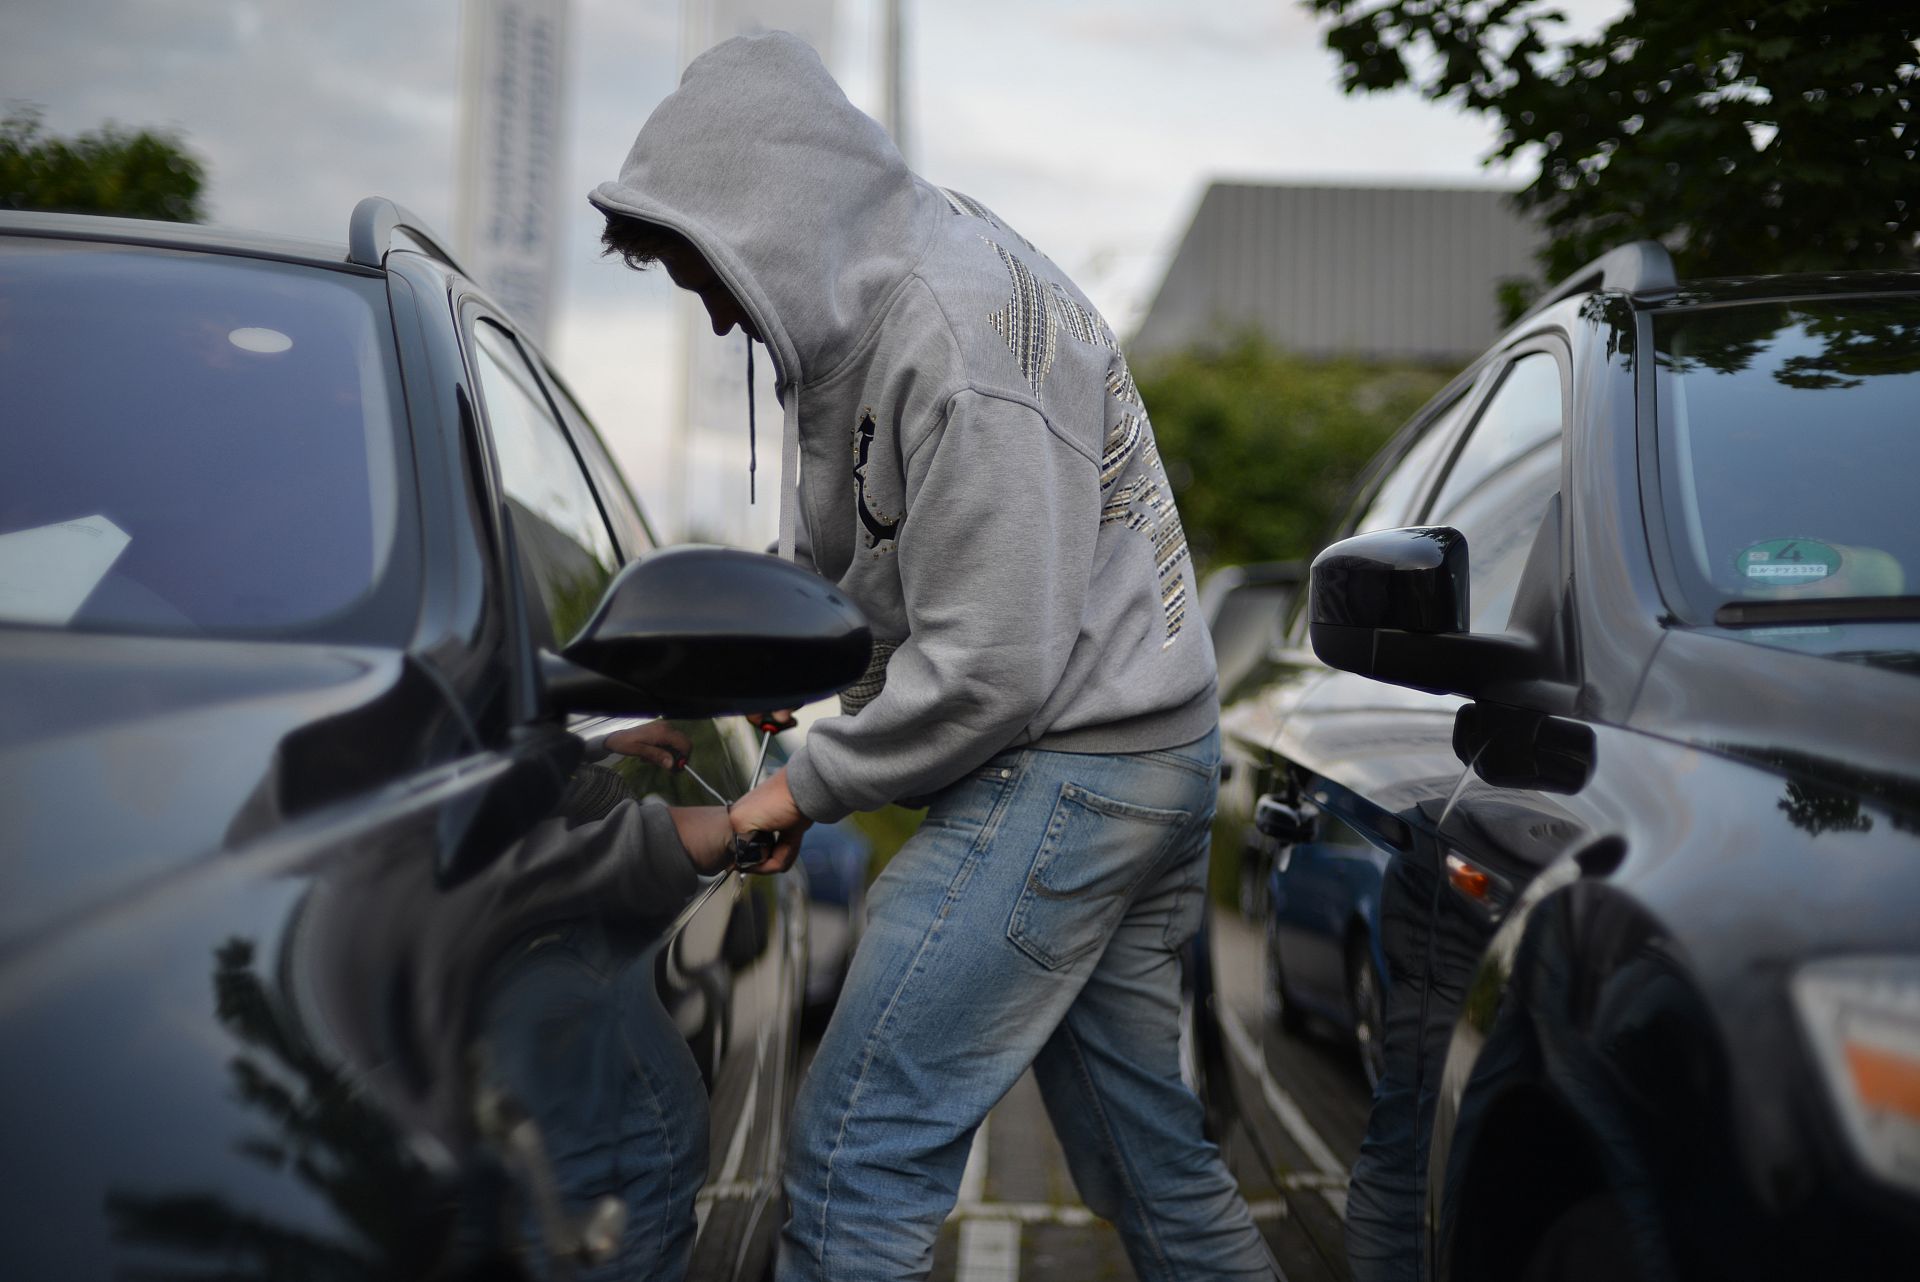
[[2, 0, 1620, 532]]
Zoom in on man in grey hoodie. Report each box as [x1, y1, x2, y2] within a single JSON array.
[[592, 31, 1277, 1282]]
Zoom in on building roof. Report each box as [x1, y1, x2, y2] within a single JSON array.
[[1128, 182, 1542, 365]]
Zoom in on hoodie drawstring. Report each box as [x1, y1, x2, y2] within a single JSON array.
[[746, 339, 757, 504], [777, 389, 801, 563], [750, 334, 801, 564]]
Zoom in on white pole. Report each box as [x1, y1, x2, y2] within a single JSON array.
[[882, 0, 907, 164]]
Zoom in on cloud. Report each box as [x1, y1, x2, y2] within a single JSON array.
[[1042, 2, 1324, 58]]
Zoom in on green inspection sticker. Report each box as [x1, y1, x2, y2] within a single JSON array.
[[1736, 538, 1842, 584]]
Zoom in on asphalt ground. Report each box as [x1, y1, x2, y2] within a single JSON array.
[[800, 907, 1376, 1281]]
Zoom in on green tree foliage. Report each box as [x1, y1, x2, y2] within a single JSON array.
[[1302, 1, 1919, 310], [1138, 339, 1452, 573], [0, 107, 205, 222]]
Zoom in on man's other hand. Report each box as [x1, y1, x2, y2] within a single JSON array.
[[604, 722, 694, 770]]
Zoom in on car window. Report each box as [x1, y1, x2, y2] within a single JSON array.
[[0, 238, 415, 641], [469, 322, 618, 647], [1654, 297, 1920, 618], [1426, 352, 1563, 520], [1282, 382, 1481, 647], [1353, 387, 1477, 536], [540, 372, 658, 562], [1430, 442, 1560, 634]]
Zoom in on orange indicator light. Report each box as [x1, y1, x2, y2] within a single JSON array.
[[1846, 1041, 1920, 1123], [1446, 854, 1491, 900]]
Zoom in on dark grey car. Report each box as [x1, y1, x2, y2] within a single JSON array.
[[0, 202, 868, 1280]]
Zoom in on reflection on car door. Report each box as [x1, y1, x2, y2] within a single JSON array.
[[464, 314, 800, 1279]]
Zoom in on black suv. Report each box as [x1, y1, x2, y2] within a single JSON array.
[[1219, 243, 1920, 1279], [0, 201, 867, 1279]]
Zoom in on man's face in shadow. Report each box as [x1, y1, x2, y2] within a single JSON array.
[[657, 244, 759, 341]]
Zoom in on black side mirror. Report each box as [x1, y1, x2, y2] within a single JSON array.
[[541, 546, 872, 718], [1309, 526, 1537, 699], [1453, 702, 1595, 794]]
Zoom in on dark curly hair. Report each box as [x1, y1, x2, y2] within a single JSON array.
[[599, 211, 695, 271]]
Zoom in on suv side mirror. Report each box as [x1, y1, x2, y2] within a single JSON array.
[[1309, 526, 1538, 699], [541, 546, 872, 717]]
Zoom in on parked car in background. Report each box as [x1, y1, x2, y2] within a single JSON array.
[[1205, 562, 1390, 1087], [1219, 243, 1920, 1279], [759, 736, 873, 1023], [1258, 800, 1390, 1089], [0, 202, 870, 1281]]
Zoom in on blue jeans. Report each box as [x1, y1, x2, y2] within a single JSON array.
[[780, 727, 1278, 1281]]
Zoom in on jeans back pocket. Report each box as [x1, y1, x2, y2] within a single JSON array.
[[1006, 782, 1189, 970]]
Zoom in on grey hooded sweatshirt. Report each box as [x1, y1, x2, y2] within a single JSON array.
[[591, 32, 1215, 824]]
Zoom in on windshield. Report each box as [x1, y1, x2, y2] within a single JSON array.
[[1653, 296, 1920, 657], [0, 238, 415, 641]]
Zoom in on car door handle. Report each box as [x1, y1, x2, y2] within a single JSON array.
[[1255, 794, 1318, 845]]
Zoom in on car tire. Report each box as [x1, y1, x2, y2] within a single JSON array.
[[1346, 935, 1386, 1091], [1263, 925, 1306, 1035]]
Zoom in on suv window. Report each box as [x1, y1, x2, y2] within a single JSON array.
[[0, 238, 414, 640], [1426, 352, 1562, 519], [1654, 297, 1920, 617], [541, 374, 657, 563], [469, 321, 618, 646], [1286, 381, 1482, 647], [1427, 351, 1566, 633], [1353, 386, 1478, 536]]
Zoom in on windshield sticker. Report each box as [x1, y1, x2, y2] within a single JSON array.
[[0, 514, 131, 624], [1737, 539, 1841, 584]]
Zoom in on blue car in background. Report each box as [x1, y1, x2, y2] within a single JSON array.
[[1205, 563, 1392, 1090], [796, 815, 871, 1022], [1259, 783, 1391, 1089]]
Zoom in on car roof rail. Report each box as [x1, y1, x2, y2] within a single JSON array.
[[1519, 239, 1678, 323], [347, 196, 472, 276]]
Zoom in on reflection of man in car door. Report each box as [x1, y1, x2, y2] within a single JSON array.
[[592, 32, 1276, 1281], [288, 717, 741, 1279]]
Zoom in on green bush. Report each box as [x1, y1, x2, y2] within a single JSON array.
[[1136, 338, 1453, 574], [1, 108, 205, 223]]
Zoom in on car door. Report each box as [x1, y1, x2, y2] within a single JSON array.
[[461, 313, 798, 1280], [530, 344, 808, 1280]]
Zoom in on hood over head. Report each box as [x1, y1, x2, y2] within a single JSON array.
[[590, 31, 937, 394]]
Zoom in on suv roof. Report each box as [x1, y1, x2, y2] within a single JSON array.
[[0, 198, 473, 284], [1647, 270, 1920, 308], [0, 207, 366, 274]]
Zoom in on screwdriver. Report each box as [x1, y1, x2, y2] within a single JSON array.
[[671, 753, 731, 807], [747, 711, 793, 792], [736, 713, 797, 867], [671, 748, 780, 869]]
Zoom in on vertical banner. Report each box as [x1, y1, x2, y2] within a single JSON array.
[[676, 0, 837, 549], [455, 0, 569, 344]]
